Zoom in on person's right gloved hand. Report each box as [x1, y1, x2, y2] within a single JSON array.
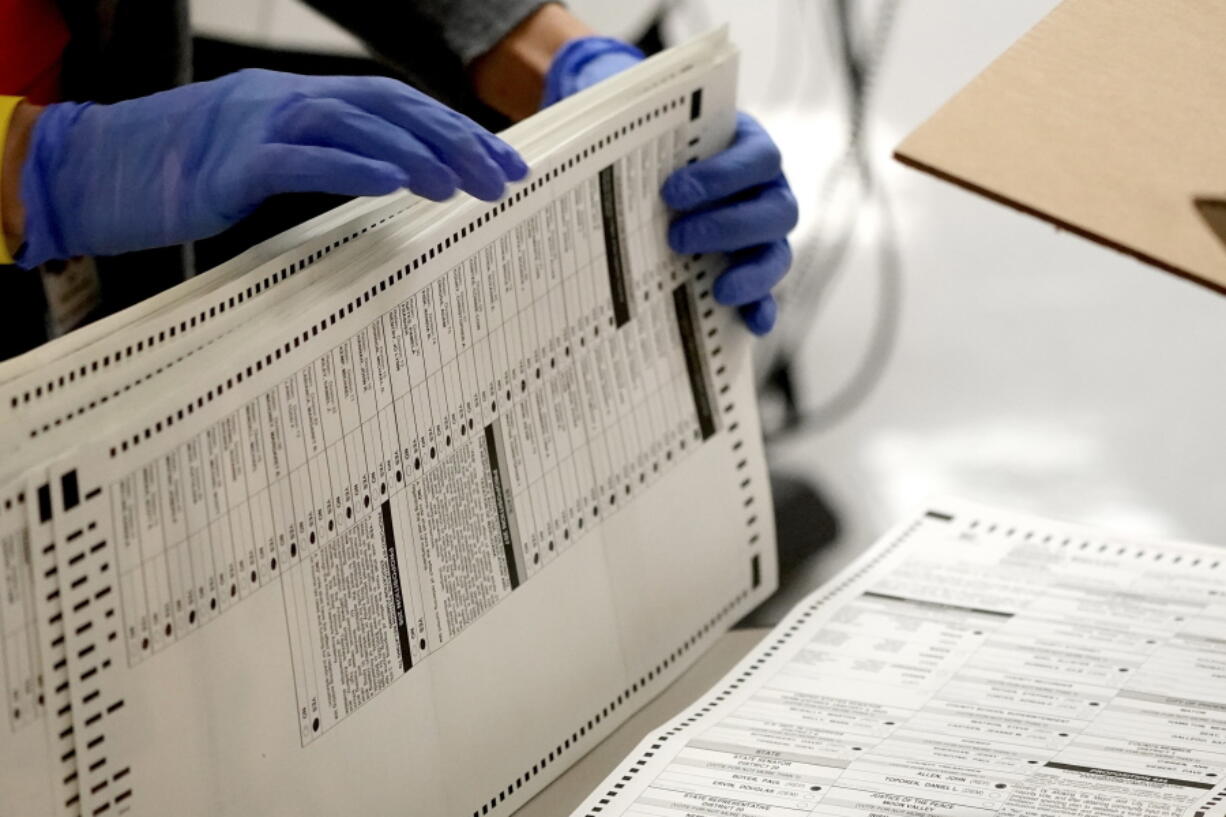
[[544, 39, 797, 336], [16, 69, 528, 269]]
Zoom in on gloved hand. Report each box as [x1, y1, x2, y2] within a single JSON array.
[[17, 69, 528, 268], [544, 38, 798, 335]]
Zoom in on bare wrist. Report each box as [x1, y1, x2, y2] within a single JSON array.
[[3, 101, 42, 259], [470, 3, 594, 121]]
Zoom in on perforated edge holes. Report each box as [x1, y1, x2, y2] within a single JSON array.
[[104, 95, 689, 461], [470, 587, 750, 817], [17, 205, 412, 427], [579, 517, 925, 816]]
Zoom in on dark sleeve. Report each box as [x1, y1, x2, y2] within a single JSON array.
[[300, 0, 552, 125]]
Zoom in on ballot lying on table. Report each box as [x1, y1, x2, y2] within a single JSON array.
[[0, 29, 779, 817], [572, 500, 1226, 817]]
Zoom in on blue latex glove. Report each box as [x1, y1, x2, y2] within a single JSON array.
[[17, 69, 528, 268], [544, 39, 798, 335]]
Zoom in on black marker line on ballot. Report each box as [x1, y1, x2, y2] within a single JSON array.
[[861, 590, 1013, 619], [598, 165, 632, 328], [379, 500, 412, 672], [37, 483, 52, 522], [672, 284, 717, 440], [1043, 763, 1215, 790], [484, 421, 523, 589]]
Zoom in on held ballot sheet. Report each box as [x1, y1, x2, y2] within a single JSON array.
[[573, 502, 1226, 817], [0, 30, 779, 817]]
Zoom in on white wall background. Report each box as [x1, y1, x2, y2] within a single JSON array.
[[190, 0, 365, 53], [188, 0, 662, 54]]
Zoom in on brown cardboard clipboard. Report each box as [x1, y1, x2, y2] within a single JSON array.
[[894, 0, 1226, 295]]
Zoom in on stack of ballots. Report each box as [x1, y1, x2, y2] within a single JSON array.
[[0, 29, 780, 817]]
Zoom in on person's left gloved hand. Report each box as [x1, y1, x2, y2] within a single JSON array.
[[16, 70, 528, 269], [544, 38, 798, 335]]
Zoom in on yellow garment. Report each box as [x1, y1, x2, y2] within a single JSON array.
[[0, 95, 25, 265]]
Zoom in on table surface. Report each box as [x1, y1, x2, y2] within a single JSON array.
[[514, 628, 768, 817]]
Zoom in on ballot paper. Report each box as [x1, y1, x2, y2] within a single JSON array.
[[574, 502, 1226, 817], [0, 29, 779, 817]]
